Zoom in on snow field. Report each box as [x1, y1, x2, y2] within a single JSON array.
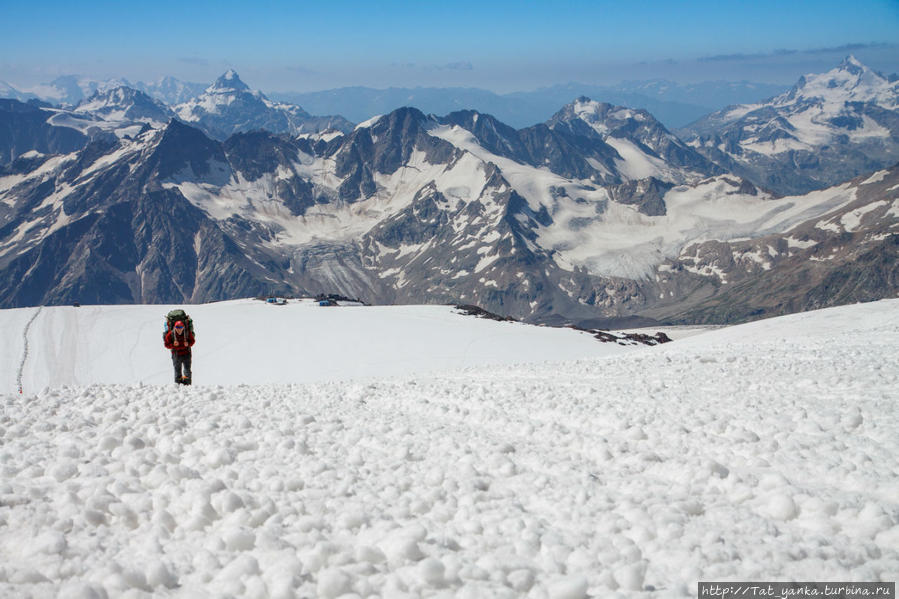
[[0, 300, 898, 597], [1, 300, 637, 392]]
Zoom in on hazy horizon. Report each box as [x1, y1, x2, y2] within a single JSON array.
[[2, 0, 898, 94]]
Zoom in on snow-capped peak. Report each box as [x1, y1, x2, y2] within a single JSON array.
[[777, 55, 897, 108], [679, 56, 899, 195], [171, 70, 345, 140], [840, 54, 865, 71], [548, 97, 659, 141], [570, 96, 606, 114], [76, 85, 141, 107], [209, 69, 250, 92], [558, 97, 651, 127], [542, 96, 719, 185], [71, 85, 172, 125]]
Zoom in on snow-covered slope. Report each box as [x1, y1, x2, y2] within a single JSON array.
[[644, 165, 899, 324], [73, 86, 172, 126], [680, 56, 899, 195], [0, 86, 168, 159], [0, 299, 896, 597], [0, 299, 644, 392], [546, 97, 721, 186]]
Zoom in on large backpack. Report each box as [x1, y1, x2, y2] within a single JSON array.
[[163, 309, 195, 341]]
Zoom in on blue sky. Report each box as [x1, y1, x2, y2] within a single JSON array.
[[1, 0, 897, 92]]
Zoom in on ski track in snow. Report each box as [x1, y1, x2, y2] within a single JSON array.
[[15, 306, 42, 394], [0, 302, 898, 597]]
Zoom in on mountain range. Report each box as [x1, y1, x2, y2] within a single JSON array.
[[0, 75, 206, 107], [0, 71, 352, 154], [3, 75, 788, 130], [679, 56, 899, 195], [0, 57, 896, 325], [270, 80, 789, 130]]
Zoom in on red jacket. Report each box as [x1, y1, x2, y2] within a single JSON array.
[[164, 329, 195, 355]]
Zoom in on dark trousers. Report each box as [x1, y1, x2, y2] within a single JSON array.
[[172, 352, 192, 384]]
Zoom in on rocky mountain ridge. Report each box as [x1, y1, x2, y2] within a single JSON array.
[[1, 94, 896, 324]]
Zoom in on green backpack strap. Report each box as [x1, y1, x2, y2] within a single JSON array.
[[164, 309, 193, 338]]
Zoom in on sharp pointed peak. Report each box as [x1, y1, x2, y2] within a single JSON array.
[[825, 54, 870, 79], [210, 69, 249, 92], [840, 55, 865, 69], [790, 55, 888, 92]]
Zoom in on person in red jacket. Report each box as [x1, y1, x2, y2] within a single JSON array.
[[164, 320, 195, 385]]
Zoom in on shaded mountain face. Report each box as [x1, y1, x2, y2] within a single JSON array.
[[3, 85, 181, 165], [0, 99, 89, 165], [223, 131, 320, 216], [143, 118, 228, 180], [1, 101, 896, 325], [679, 56, 899, 196], [440, 108, 622, 184], [174, 70, 353, 140], [0, 123, 269, 307]]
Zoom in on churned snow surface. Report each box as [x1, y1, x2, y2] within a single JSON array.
[[1, 299, 898, 597]]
